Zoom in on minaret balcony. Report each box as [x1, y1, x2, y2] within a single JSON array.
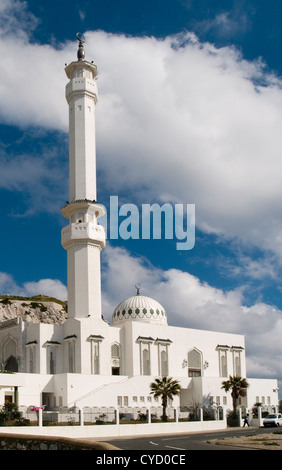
[[61, 222, 106, 249], [66, 77, 98, 103]]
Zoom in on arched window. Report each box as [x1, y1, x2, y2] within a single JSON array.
[[188, 348, 202, 377], [45, 346, 57, 374], [111, 343, 120, 358], [88, 335, 104, 375], [93, 342, 99, 374], [111, 342, 121, 375], [63, 335, 77, 373], [160, 350, 168, 376], [221, 353, 228, 377], [68, 341, 75, 373], [231, 347, 243, 376], [142, 348, 151, 375], [50, 350, 55, 374], [29, 348, 35, 373], [25, 341, 37, 373], [156, 339, 172, 376]]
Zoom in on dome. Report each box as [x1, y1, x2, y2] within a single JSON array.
[[112, 292, 167, 326]]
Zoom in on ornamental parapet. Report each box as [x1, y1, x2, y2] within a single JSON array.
[[61, 222, 106, 248], [65, 77, 98, 103]]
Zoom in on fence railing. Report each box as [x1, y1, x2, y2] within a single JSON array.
[[0, 404, 225, 427]]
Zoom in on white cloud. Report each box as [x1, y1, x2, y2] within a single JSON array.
[[0, 0, 67, 130], [1, 8, 282, 261], [0, 272, 23, 296], [220, 252, 279, 282], [0, 38, 67, 130], [195, 11, 251, 39], [78, 10, 86, 22], [0, 271, 67, 301], [102, 245, 277, 336], [0, 0, 38, 40], [23, 279, 67, 300], [88, 30, 282, 262]]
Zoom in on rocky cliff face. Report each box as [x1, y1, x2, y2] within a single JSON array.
[[0, 296, 67, 325]]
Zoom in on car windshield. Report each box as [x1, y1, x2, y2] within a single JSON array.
[[266, 414, 277, 418]]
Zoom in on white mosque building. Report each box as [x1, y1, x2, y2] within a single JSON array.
[[0, 36, 278, 416]]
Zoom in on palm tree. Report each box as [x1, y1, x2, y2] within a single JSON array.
[[221, 375, 249, 414], [150, 376, 181, 422]]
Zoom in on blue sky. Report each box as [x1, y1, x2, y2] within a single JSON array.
[[1, 0, 282, 390]]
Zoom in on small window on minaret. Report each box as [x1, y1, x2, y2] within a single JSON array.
[[78, 105, 82, 111], [78, 212, 84, 223]]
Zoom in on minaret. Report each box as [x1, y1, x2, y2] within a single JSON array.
[[61, 34, 105, 321]]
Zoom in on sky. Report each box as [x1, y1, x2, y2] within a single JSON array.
[[1, 0, 282, 395]]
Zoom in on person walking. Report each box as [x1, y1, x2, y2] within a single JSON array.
[[243, 413, 250, 427]]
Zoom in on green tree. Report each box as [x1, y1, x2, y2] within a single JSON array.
[[221, 375, 249, 414], [150, 376, 181, 422]]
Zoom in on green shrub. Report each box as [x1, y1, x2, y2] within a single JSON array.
[[227, 410, 240, 427], [0, 403, 26, 426]]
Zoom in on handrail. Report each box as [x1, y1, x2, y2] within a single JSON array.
[[67, 376, 129, 406]]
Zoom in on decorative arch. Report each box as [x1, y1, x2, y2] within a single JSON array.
[[187, 347, 202, 377], [1, 335, 19, 372]]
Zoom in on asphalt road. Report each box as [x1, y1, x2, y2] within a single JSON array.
[[101, 426, 278, 451]]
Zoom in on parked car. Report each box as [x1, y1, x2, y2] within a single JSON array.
[[263, 413, 282, 427]]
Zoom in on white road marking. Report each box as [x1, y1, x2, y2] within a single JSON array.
[[165, 445, 186, 450]]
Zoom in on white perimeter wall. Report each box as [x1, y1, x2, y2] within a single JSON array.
[[0, 419, 227, 440]]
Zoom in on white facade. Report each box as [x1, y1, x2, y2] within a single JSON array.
[[0, 38, 279, 416], [0, 309, 279, 413]]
